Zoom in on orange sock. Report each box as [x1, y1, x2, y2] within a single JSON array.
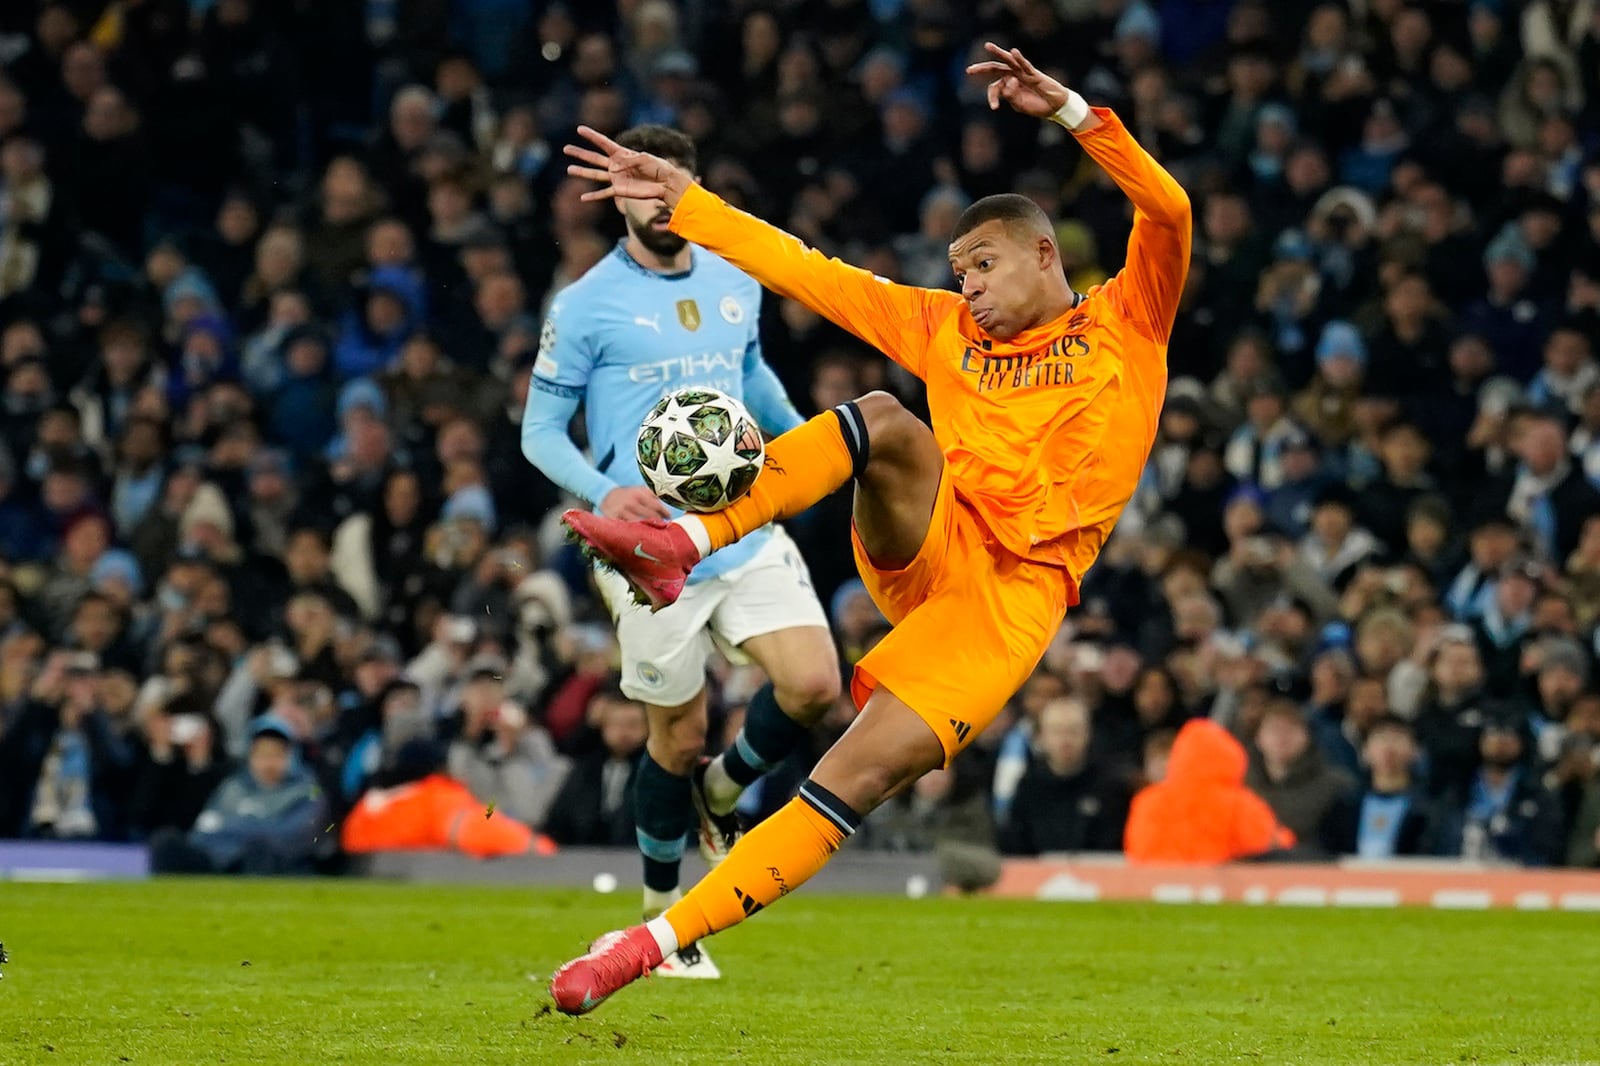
[[697, 407, 861, 552], [664, 783, 859, 947]]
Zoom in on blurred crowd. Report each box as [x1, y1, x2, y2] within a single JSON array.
[[1, 0, 1599, 876]]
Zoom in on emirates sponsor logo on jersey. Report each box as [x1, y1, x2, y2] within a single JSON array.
[[960, 334, 1091, 393]]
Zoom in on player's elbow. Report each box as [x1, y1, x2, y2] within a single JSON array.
[[1174, 188, 1193, 226], [1159, 183, 1192, 228]]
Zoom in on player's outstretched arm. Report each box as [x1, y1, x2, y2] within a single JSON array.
[[969, 44, 1191, 345], [566, 127, 956, 379]]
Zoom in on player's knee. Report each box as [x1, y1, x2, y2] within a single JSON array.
[[840, 760, 910, 813], [847, 391, 929, 476], [852, 391, 914, 444], [645, 708, 708, 774], [646, 733, 705, 775]]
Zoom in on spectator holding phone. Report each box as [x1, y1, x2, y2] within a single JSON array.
[[0, 650, 135, 840], [129, 695, 230, 836], [447, 696, 570, 829], [150, 715, 327, 875], [1433, 709, 1565, 865]]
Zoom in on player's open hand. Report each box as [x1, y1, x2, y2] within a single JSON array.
[[966, 43, 1069, 119], [600, 485, 671, 522], [565, 126, 690, 207]]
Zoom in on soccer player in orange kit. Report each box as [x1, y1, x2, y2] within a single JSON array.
[[550, 43, 1191, 1014]]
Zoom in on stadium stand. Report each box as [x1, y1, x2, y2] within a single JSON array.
[[1, 0, 1599, 881]]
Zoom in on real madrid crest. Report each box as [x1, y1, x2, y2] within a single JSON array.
[[719, 295, 744, 324]]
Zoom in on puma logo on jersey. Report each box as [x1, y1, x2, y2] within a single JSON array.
[[634, 314, 662, 334]]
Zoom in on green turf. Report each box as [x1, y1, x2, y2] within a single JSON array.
[[1, 879, 1596, 1065]]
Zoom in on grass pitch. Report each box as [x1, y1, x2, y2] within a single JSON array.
[[1, 879, 1596, 1065]]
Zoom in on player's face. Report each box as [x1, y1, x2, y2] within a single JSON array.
[[948, 220, 1052, 341], [618, 158, 694, 257]]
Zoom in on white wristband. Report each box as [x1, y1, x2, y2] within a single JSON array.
[[1047, 91, 1091, 132]]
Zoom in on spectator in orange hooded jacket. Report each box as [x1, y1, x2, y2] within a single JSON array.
[[341, 739, 553, 859], [1125, 718, 1294, 864]]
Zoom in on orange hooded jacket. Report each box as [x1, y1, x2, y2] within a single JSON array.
[[1124, 720, 1295, 864], [341, 774, 552, 859]]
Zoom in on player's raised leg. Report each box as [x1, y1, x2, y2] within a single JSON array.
[[666, 395, 945, 923], [561, 391, 939, 609], [688, 395, 936, 839], [694, 390, 943, 560]]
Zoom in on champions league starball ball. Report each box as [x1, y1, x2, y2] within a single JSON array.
[[636, 387, 765, 513]]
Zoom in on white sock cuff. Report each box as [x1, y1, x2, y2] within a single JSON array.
[[674, 515, 713, 559], [645, 915, 680, 958]]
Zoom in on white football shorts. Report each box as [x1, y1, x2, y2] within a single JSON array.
[[593, 525, 830, 706]]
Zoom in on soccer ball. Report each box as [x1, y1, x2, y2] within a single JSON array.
[[636, 388, 765, 513]]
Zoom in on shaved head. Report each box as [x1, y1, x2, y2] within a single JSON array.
[[951, 193, 1054, 244], [946, 192, 1071, 340]]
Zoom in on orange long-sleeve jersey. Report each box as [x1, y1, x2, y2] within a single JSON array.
[[668, 108, 1190, 585]]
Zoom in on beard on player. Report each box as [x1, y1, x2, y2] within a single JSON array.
[[627, 207, 689, 257]]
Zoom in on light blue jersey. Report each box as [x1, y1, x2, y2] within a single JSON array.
[[521, 241, 804, 583]]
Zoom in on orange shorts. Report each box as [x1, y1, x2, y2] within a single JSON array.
[[849, 470, 1074, 767]]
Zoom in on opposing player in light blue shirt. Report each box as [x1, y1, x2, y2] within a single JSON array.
[[521, 126, 841, 979]]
